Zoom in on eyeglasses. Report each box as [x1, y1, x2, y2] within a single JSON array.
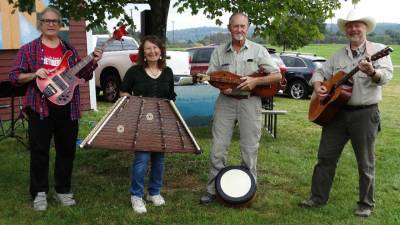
[[40, 19, 60, 25]]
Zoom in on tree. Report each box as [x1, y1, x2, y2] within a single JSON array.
[[10, 0, 356, 48], [385, 30, 400, 44], [8, 0, 170, 41], [91, 25, 108, 35], [268, 16, 326, 50], [175, 0, 342, 50]]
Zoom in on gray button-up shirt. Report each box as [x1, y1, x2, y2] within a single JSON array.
[[310, 41, 393, 105], [207, 39, 280, 95]]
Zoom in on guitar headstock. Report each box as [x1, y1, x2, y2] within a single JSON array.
[[95, 23, 129, 53], [112, 23, 128, 41], [371, 46, 393, 61]]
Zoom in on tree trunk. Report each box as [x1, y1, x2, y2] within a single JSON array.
[[148, 0, 170, 42]]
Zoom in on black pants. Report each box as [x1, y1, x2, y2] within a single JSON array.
[[28, 106, 78, 198], [310, 105, 380, 208]]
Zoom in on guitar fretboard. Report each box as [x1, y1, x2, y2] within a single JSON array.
[[62, 54, 94, 80], [60, 37, 115, 80], [336, 47, 393, 87], [210, 76, 242, 84]]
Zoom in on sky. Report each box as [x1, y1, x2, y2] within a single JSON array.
[[108, 0, 400, 32]]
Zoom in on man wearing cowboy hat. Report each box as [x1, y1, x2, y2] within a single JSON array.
[[298, 9, 393, 217]]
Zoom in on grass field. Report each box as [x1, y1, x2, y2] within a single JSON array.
[[173, 43, 400, 65], [0, 44, 399, 225], [272, 44, 400, 66]]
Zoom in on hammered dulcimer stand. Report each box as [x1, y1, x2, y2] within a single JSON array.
[[80, 96, 201, 154]]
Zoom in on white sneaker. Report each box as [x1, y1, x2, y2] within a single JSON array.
[[131, 196, 147, 214], [33, 192, 47, 211], [146, 195, 165, 206], [53, 192, 76, 206]]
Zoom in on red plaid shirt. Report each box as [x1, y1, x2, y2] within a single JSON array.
[[9, 36, 97, 120]]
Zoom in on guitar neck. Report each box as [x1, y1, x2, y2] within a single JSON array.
[[211, 76, 241, 84], [196, 73, 242, 84], [66, 54, 95, 78], [210, 73, 264, 84], [336, 46, 393, 86], [64, 37, 114, 78]]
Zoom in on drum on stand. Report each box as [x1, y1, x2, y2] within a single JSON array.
[[215, 166, 256, 207]]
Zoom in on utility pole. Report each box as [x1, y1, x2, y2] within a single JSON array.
[[130, 8, 134, 34], [172, 20, 175, 45]]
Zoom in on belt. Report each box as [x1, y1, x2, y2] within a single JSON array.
[[224, 94, 249, 100], [343, 104, 377, 110]]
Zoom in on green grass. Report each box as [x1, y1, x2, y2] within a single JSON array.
[[269, 44, 400, 65], [172, 43, 400, 65], [0, 45, 399, 224]]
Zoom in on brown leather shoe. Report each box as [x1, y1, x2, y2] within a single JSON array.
[[298, 199, 325, 208]]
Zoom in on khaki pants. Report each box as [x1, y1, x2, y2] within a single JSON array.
[[206, 94, 262, 195]]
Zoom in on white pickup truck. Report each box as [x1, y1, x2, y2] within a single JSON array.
[[93, 35, 191, 102]]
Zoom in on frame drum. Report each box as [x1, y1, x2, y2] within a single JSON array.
[[215, 166, 256, 207]]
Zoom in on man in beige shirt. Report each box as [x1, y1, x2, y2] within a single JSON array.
[[298, 9, 393, 217], [199, 12, 281, 204]]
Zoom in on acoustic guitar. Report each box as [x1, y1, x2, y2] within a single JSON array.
[[193, 70, 282, 97], [36, 24, 128, 105], [308, 46, 393, 126]]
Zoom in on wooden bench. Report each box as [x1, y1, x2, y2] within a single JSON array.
[[262, 109, 288, 139]]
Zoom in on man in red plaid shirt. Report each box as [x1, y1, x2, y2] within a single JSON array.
[[9, 7, 102, 211]]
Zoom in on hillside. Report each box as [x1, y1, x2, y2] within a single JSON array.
[[325, 22, 400, 34], [167, 23, 400, 43], [166, 26, 255, 42]]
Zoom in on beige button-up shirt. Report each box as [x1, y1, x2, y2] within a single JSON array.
[[207, 39, 280, 95], [310, 41, 393, 105]]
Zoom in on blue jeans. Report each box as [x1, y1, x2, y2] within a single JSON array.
[[130, 151, 165, 197]]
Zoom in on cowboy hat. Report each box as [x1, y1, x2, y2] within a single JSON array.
[[337, 9, 376, 33]]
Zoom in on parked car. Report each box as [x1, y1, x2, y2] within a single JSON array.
[[186, 45, 287, 78], [93, 35, 139, 102], [187, 46, 215, 76], [129, 51, 191, 86], [93, 35, 191, 102], [279, 52, 326, 99]]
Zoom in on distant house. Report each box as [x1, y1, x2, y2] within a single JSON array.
[[0, 0, 94, 120]]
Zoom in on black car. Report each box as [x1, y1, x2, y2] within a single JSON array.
[[279, 52, 326, 99]]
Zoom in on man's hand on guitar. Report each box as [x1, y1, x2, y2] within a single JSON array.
[[35, 68, 49, 79], [313, 82, 328, 101], [358, 58, 381, 82], [238, 76, 257, 91], [358, 59, 375, 76], [93, 48, 103, 63]]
